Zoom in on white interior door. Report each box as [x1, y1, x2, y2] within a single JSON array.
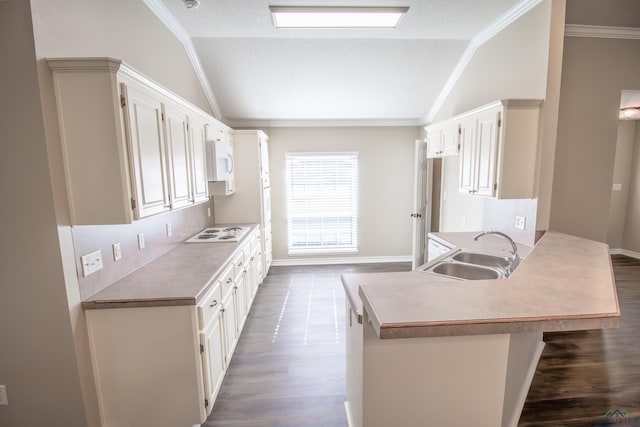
[[411, 139, 432, 270]]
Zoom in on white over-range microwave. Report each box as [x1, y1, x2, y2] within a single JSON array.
[[205, 139, 234, 181]]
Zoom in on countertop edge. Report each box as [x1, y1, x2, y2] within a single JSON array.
[[372, 313, 621, 339], [82, 298, 195, 310]]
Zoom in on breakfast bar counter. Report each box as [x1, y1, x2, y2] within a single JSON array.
[[341, 231, 620, 427]]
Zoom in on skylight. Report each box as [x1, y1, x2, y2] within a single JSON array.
[[269, 6, 409, 29]]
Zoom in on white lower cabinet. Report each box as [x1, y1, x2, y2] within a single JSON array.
[[86, 230, 262, 426], [221, 284, 238, 364], [200, 283, 225, 415]]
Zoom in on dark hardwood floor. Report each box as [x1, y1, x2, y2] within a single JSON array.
[[519, 255, 640, 426], [203, 256, 640, 427], [203, 263, 410, 427]]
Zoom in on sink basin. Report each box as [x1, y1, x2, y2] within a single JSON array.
[[452, 252, 510, 269], [430, 262, 501, 280]]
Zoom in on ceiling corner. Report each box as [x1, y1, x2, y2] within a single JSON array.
[[142, 0, 223, 119]]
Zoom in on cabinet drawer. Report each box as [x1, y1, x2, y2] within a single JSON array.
[[198, 281, 222, 329], [220, 264, 235, 299]]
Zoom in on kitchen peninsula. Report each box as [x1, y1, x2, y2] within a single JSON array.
[[342, 231, 620, 427]]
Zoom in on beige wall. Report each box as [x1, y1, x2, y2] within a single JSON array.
[[607, 121, 636, 248], [550, 37, 640, 242], [435, 0, 555, 245], [433, 1, 552, 121], [266, 127, 419, 261], [622, 121, 640, 253], [0, 1, 87, 425], [31, 0, 211, 114]]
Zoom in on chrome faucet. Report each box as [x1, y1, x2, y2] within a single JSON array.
[[473, 231, 521, 275]]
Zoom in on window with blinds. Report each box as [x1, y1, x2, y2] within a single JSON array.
[[286, 152, 359, 255]]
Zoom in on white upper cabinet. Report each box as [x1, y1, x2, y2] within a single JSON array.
[[428, 99, 541, 199], [460, 108, 501, 197], [425, 122, 460, 158], [48, 58, 224, 224], [162, 100, 193, 210], [189, 115, 210, 203], [120, 81, 171, 218]]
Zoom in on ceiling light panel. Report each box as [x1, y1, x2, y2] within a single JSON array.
[[269, 6, 409, 29]]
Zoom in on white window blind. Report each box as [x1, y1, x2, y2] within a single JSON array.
[[286, 152, 359, 255]]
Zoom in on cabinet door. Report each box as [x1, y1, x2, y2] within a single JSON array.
[[426, 127, 443, 158], [441, 123, 460, 156], [190, 117, 209, 203], [259, 137, 270, 188], [235, 272, 247, 332], [263, 223, 273, 273], [221, 290, 237, 364], [475, 110, 500, 197], [164, 102, 193, 209], [122, 83, 170, 218], [247, 252, 258, 300], [458, 117, 477, 194], [200, 314, 225, 415]]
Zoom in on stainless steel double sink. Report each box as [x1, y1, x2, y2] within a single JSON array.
[[422, 251, 511, 280]]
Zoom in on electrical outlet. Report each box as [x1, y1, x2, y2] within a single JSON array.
[[81, 250, 103, 277], [112, 242, 122, 261], [137, 233, 145, 250], [166, 223, 172, 237], [0, 385, 7, 405], [612, 183, 622, 191], [515, 216, 526, 230]]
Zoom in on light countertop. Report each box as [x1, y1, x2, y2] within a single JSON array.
[[82, 224, 259, 309], [342, 231, 620, 339]]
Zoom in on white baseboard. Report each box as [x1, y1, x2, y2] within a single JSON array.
[[610, 248, 640, 259], [271, 255, 412, 267]]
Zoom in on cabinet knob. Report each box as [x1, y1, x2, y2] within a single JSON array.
[[226, 278, 233, 283], [209, 300, 218, 308]]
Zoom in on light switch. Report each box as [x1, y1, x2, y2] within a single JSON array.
[[137, 233, 145, 250], [112, 242, 122, 261], [166, 223, 172, 237]]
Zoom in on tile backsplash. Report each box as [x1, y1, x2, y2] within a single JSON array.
[[73, 201, 214, 300]]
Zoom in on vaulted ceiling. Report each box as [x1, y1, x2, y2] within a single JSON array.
[[150, 0, 640, 126]]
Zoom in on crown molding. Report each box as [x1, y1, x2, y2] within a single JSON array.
[[142, 0, 222, 119], [226, 118, 423, 128], [423, 0, 544, 124], [565, 24, 640, 40]]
